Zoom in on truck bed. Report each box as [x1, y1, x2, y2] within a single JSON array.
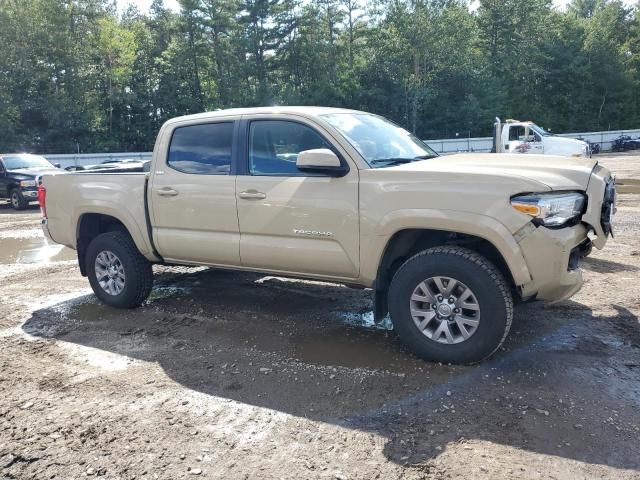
[[42, 172, 154, 257]]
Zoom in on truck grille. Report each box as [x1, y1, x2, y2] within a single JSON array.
[[601, 178, 616, 236]]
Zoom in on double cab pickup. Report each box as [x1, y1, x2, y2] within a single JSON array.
[[41, 107, 616, 363]]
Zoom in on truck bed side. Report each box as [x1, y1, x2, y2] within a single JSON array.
[[43, 173, 157, 260]]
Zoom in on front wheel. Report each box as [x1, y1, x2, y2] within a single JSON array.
[[10, 189, 28, 210], [388, 246, 513, 364], [86, 231, 153, 308]]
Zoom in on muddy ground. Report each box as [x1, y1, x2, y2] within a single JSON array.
[[1, 153, 639, 480]]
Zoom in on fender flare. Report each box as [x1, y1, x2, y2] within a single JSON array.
[[72, 203, 157, 260], [367, 209, 532, 288]]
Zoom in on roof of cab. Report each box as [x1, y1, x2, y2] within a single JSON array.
[[163, 106, 365, 125]]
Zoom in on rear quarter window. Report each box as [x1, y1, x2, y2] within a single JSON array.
[[168, 122, 234, 175]]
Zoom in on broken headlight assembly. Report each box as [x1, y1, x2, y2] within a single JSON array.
[[511, 192, 587, 227]]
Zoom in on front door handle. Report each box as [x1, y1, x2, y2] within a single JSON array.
[[238, 190, 267, 200], [155, 187, 179, 197]]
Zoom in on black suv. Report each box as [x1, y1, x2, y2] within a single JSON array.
[[0, 154, 61, 210]]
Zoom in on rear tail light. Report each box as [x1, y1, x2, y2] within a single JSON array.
[[38, 184, 47, 218]]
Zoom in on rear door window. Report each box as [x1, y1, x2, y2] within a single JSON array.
[[168, 122, 234, 175]]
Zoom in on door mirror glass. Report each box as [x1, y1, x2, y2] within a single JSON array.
[[296, 149, 345, 176]]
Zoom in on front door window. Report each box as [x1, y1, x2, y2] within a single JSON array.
[[248, 120, 332, 176]]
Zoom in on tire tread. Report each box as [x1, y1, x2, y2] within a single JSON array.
[[389, 246, 513, 364], [86, 231, 153, 308]]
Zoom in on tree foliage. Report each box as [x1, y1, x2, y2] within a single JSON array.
[[0, 0, 638, 152]]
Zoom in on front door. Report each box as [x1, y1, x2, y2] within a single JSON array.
[[0, 160, 8, 198], [507, 125, 543, 154], [525, 129, 544, 154], [148, 120, 241, 266], [236, 118, 360, 280]]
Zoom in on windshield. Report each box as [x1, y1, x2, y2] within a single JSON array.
[[321, 113, 438, 167], [530, 124, 551, 137], [2, 154, 53, 170]]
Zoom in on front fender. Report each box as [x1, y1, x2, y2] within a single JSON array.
[[359, 209, 532, 287]]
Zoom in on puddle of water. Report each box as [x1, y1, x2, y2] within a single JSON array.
[[146, 286, 190, 303], [0, 236, 76, 264], [289, 332, 409, 370], [52, 293, 412, 371], [337, 311, 393, 331]]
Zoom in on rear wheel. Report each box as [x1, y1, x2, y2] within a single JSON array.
[[388, 246, 513, 364], [86, 231, 153, 308], [10, 189, 28, 210]]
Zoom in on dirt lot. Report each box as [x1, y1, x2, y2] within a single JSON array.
[[1, 153, 639, 480]]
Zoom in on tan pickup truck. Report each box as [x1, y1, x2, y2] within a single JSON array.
[[40, 107, 616, 363]]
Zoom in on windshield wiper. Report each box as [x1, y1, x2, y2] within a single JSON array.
[[370, 154, 437, 166]]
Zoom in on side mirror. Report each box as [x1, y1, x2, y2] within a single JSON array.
[[53, 163, 61, 168], [296, 149, 347, 177]]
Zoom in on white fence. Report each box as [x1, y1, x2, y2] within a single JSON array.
[[426, 128, 640, 154], [43, 128, 640, 167]]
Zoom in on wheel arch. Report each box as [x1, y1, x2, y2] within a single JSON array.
[[76, 212, 150, 276], [373, 227, 525, 321], [377, 228, 516, 288]]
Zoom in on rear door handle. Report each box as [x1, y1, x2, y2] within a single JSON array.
[[155, 187, 179, 197], [239, 190, 266, 200]]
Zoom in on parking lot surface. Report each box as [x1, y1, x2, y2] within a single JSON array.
[[1, 153, 639, 479]]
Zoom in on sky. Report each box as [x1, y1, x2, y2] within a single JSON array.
[[117, 0, 636, 13]]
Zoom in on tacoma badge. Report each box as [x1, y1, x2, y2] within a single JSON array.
[[293, 229, 334, 237]]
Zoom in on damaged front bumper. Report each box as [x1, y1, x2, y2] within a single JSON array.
[[518, 223, 591, 302], [516, 165, 615, 303]]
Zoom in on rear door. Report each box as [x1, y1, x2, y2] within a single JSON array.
[[235, 116, 360, 280], [148, 118, 241, 266]]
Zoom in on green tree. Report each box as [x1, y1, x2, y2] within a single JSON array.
[[0, 0, 639, 153]]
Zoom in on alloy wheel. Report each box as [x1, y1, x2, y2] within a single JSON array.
[[94, 250, 126, 296], [409, 276, 481, 344]]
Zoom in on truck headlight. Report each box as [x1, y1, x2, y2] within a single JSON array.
[[511, 192, 587, 227], [19, 180, 37, 188]]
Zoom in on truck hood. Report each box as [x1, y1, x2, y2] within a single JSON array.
[[388, 153, 597, 191], [544, 135, 588, 151]]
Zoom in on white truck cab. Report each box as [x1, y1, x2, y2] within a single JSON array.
[[493, 118, 590, 158]]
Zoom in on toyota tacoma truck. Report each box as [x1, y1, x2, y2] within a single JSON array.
[[40, 107, 616, 364]]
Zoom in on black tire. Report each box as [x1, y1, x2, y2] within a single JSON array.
[[10, 189, 28, 210], [388, 246, 513, 364], [85, 231, 153, 308]]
